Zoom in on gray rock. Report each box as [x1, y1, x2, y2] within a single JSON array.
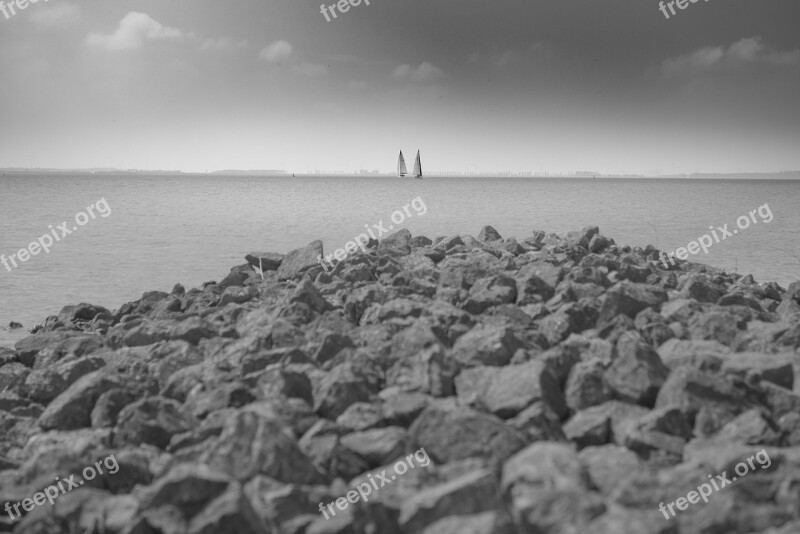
[[605, 332, 670, 406], [410, 405, 526, 465], [277, 240, 325, 280], [245, 251, 285, 271]]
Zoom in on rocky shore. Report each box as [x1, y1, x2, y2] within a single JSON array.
[[1, 225, 800, 534]]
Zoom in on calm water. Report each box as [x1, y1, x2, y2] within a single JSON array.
[[1, 174, 798, 347]]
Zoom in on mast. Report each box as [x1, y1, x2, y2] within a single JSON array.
[[398, 151, 408, 177], [413, 150, 422, 178]]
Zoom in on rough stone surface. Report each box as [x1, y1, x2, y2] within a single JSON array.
[[3, 225, 798, 533]]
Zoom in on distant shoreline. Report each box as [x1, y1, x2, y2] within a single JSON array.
[[2, 170, 800, 180]]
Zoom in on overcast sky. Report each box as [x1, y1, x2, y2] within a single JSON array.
[[0, 0, 798, 174]]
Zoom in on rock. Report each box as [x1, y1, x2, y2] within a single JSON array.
[[463, 274, 517, 314], [564, 359, 613, 412], [456, 360, 567, 419], [566, 226, 599, 248], [588, 234, 613, 253], [312, 332, 355, 365], [113, 396, 193, 449], [377, 228, 412, 257], [657, 338, 729, 370], [714, 408, 783, 446], [687, 310, 744, 346], [38, 370, 124, 430], [409, 405, 526, 465], [477, 225, 503, 242], [23, 356, 106, 404], [605, 332, 670, 406], [597, 281, 667, 324], [290, 279, 333, 313], [678, 273, 727, 303], [634, 308, 674, 347], [8, 321, 22, 329], [655, 366, 756, 423], [515, 262, 563, 305], [203, 407, 326, 484], [313, 362, 382, 419], [15, 331, 93, 367], [187, 482, 268, 534], [6, 224, 800, 534], [277, 240, 324, 280], [387, 345, 458, 397], [245, 252, 285, 271], [501, 442, 604, 532], [718, 351, 795, 389], [139, 463, 232, 516], [563, 408, 611, 448], [578, 445, 640, 495], [451, 325, 522, 367], [340, 426, 409, 466], [398, 469, 502, 532]]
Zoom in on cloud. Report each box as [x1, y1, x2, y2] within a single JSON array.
[[392, 62, 444, 83], [662, 37, 800, 77], [259, 40, 294, 64], [258, 41, 328, 76], [86, 12, 183, 51], [201, 37, 248, 52], [30, 2, 81, 28]]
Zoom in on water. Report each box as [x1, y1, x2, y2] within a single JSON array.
[[1, 174, 798, 347]]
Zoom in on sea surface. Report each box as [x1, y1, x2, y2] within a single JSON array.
[[1, 174, 799, 347]]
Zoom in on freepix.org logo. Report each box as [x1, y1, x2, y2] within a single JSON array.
[[0, 0, 54, 22]]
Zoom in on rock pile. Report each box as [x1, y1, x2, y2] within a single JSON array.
[[1, 225, 800, 533]]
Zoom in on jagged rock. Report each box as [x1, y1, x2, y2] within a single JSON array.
[[564, 359, 613, 412], [113, 396, 192, 449], [456, 360, 567, 418], [687, 310, 744, 346], [399, 469, 502, 532], [597, 281, 667, 324], [463, 274, 517, 314], [477, 225, 503, 242], [38, 370, 124, 430], [187, 482, 268, 534], [203, 408, 326, 484], [719, 351, 795, 389], [451, 325, 523, 367], [340, 426, 408, 467], [678, 273, 727, 303], [578, 445, 640, 495], [410, 405, 526, 464], [386, 345, 458, 397], [655, 367, 756, 423], [15, 332, 97, 367], [23, 356, 106, 404], [563, 408, 611, 448], [378, 228, 412, 256], [277, 240, 324, 280], [605, 332, 669, 406], [566, 226, 599, 248], [313, 361, 382, 419], [502, 442, 605, 532], [245, 251, 285, 271], [7, 225, 800, 534], [657, 338, 729, 370], [515, 262, 563, 305]]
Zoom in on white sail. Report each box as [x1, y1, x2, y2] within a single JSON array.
[[412, 150, 422, 178], [398, 151, 408, 177]]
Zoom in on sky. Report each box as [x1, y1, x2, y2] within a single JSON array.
[[0, 0, 799, 174]]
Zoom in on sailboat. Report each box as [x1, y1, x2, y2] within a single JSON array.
[[412, 150, 422, 179], [397, 151, 408, 177]]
